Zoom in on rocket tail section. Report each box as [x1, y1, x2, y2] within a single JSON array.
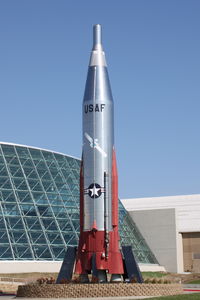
[[75, 231, 124, 274], [75, 149, 124, 275]]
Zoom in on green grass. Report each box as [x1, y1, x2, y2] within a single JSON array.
[[187, 280, 200, 284], [142, 272, 168, 278], [144, 294, 200, 300]]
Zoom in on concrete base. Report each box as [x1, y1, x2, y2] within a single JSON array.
[[0, 261, 165, 274]]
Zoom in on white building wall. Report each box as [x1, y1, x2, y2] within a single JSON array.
[[122, 194, 200, 233], [129, 208, 183, 273], [0, 260, 165, 274], [122, 194, 200, 273], [0, 261, 62, 274]]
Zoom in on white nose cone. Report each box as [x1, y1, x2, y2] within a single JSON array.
[[89, 24, 107, 67]]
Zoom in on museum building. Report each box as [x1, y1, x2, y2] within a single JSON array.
[[122, 195, 200, 273], [0, 142, 161, 273]]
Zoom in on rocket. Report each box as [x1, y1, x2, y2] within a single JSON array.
[[75, 24, 124, 282], [56, 24, 143, 285]]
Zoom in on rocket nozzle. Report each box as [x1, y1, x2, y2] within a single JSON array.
[[93, 24, 102, 50]]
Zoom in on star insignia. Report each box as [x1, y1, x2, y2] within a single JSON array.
[[88, 183, 102, 198]]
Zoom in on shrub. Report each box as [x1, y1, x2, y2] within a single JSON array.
[[60, 278, 70, 284], [151, 278, 157, 284], [36, 277, 55, 284], [144, 278, 151, 284]]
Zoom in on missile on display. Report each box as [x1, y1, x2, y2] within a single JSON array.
[[57, 24, 143, 285], [74, 24, 124, 282]]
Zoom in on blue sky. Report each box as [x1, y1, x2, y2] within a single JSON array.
[[0, 0, 200, 198]]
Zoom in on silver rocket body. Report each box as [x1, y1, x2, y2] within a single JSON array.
[[83, 25, 114, 232]]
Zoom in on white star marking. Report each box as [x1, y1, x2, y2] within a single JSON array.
[[89, 186, 101, 197], [84, 132, 107, 157]]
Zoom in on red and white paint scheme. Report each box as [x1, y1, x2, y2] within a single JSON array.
[[75, 25, 124, 282]]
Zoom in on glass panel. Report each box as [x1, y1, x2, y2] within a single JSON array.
[[13, 178, 28, 190], [0, 157, 5, 165], [0, 246, 13, 259], [32, 192, 47, 204], [0, 217, 6, 228], [38, 206, 51, 217], [43, 219, 57, 231], [51, 246, 65, 259], [0, 231, 9, 243], [16, 147, 30, 158], [1, 145, 16, 156], [35, 161, 46, 170], [66, 157, 77, 168], [20, 204, 37, 216], [29, 149, 43, 160], [41, 180, 55, 192], [16, 191, 32, 203], [27, 179, 43, 191], [7, 217, 24, 230], [47, 193, 62, 205], [9, 166, 24, 178], [13, 245, 33, 259], [29, 231, 47, 244], [63, 233, 77, 245], [24, 217, 42, 231], [3, 204, 20, 216], [1, 190, 16, 203], [0, 166, 8, 177], [33, 246, 52, 259], [40, 172, 51, 181], [23, 168, 38, 179], [5, 157, 20, 166], [12, 231, 29, 244], [42, 151, 54, 161], [0, 177, 12, 189], [45, 160, 57, 169], [20, 158, 34, 168], [47, 233, 63, 245], [57, 220, 73, 232], [54, 153, 69, 169]]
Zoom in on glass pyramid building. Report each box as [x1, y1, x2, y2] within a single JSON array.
[[0, 142, 157, 264]]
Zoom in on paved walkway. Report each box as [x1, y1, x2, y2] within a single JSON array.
[[0, 296, 156, 300], [183, 284, 200, 293]]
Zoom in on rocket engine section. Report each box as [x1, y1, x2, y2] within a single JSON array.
[[75, 25, 124, 282]]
